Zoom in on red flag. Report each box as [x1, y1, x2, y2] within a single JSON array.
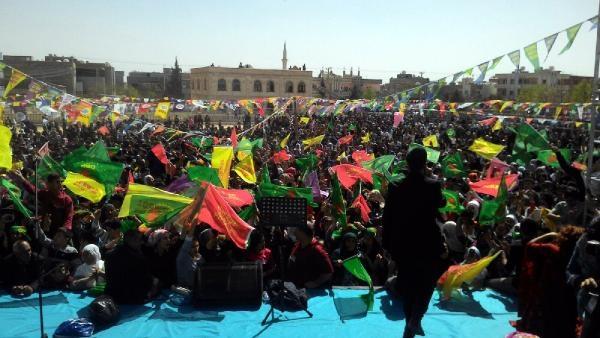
[[136, 103, 151, 114], [486, 158, 509, 179], [338, 134, 353, 145], [199, 183, 254, 249], [255, 98, 265, 117], [37, 141, 50, 157], [273, 150, 292, 164], [352, 150, 374, 164], [231, 127, 238, 149], [151, 125, 166, 137], [215, 186, 254, 210], [351, 194, 371, 223], [393, 111, 404, 128], [97, 126, 110, 136], [128, 171, 135, 184], [469, 174, 518, 197], [479, 117, 498, 127], [331, 164, 373, 190], [151, 144, 169, 165]]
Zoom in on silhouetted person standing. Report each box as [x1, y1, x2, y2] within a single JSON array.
[[383, 147, 447, 338]]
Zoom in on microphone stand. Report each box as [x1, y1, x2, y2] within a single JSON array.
[[34, 156, 48, 338]]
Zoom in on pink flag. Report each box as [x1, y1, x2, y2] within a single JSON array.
[[486, 158, 510, 179], [37, 142, 50, 157], [393, 111, 404, 128]]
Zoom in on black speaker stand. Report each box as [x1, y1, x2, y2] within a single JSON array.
[[261, 305, 313, 325]]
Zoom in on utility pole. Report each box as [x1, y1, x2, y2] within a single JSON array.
[[585, 0, 600, 224]]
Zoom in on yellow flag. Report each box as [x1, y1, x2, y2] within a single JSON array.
[[0, 103, 4, 124], [361, 132, 371, 144], [63, 172, 106, 203], [554, 106, 563, 120], [74, 101, 94, 126], [492, 118, 502, 131], [302, 134, 325, 150], [575, 122, 584, 128], [422, 134, 439, 148], [280, 133, 291, 149], [3, 69, 27, 98], [212, 146, 234, 188], [0, 125, 12, 169], [300, 117, 310, 124], [154, 101, 171, 120], [499, 101, 514, 113], [233, 154, 256, 184], [468, 138, 505, 160], [337, 151, 346, 161], [439, 251, 502, 300]]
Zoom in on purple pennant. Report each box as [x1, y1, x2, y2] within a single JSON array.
[[304, 171, 321, 201], [166, 175, 195, 194]]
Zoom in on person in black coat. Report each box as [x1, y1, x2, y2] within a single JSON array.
[[383, 147, 448, 338], [105, 230, 156, 304]]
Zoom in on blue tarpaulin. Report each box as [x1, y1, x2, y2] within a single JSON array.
[[0, 288, 517, 338]]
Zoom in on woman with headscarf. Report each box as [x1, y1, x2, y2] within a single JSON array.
[[331, 231, 362, 285], [143, 228, 177, 289], [71, 244, 105, 290]]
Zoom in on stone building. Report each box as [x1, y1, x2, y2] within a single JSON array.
[[380, 71, 430, 96], [190, 43, 312, 100], [490, 66, 592, 100], [312, 67, 382, 99], [0, 54, 117, 96]]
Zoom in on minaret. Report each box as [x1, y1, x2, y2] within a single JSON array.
[[282, 42, 288, 70]]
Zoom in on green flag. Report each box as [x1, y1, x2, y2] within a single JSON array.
[[38, 155, 67, 180], [258, 182, 316, 206], [441, 152, 465, 178], [61, 148, 124, 194], [191, 136, 213, 149], [537, 149, 571, 168], [513, 123, 550, 154], [295, 154, 319, 172], [479, 175, 508, 225], [238, 204, 257, 221], [118, 183, 192, 227], [343, 255, 374, 311], [330, 174, 348, 226], [524, 42, 540, 71], [409, 143, 440, 163], [260, 164, 271, 184], [446, 128, 456, 140], [489, 55, 504, 71], [508, 50, 521, 68], [439, 190, 464, 214], [544, 33, 558, 61], [361, 155, 395, 174], [0, 178, 32, 217], [187, 166, 222, 186], [559, 23, 583, 55]]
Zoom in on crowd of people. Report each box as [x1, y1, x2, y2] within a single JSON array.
[[0, 106, 599, 338]]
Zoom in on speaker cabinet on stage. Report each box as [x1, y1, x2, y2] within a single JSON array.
[[193, 261, 263, 308]]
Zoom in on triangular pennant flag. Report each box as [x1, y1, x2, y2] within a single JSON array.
[[544, 33, 559, 61], [524, 42, 540, 71], [475, 62, 489, 84], [488, 55, 504, 71], [3, 69, 27, 98], [559, 22, 583, 55], [233, 154, 257, 184], [508, 50, 521, 68]]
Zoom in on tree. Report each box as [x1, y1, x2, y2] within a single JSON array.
[[165, 58, 183, 99], [362, 86, 376, 100], [517, 84, 560, 102], [116, 85, 140, 98], [568, 80, 592, 102]]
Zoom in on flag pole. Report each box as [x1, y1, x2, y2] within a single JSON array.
[[585, 1, 600, 225]]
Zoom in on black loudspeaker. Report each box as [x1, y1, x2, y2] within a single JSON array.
[[257, 197, 307, 228], [193, 261, 263, 308]]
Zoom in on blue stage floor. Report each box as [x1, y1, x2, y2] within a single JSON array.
[[0, 288, 517, 338]]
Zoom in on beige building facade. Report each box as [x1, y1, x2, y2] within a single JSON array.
[[190, 66, 313, 100]]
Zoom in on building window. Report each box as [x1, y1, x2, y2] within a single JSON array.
[[204, 79, 207, 90], [510, 79, 514, 85], [509, 90, 514, 96], [232, 79, 241, 91], [191, 80, 195, 90], [297, 81, 306, 93], [254, 80, 262, 92], [218, 79, 226, 91], [542, 79, 547, 84], [285, 81, 294, 93], [267, 80, 275, 92], [196, 79, 200, 90]]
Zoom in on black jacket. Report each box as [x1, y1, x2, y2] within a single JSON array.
[[383, 172, 446, 263], [105, 244, 153, 304]]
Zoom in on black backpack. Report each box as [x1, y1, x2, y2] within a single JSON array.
[[266, 280, 308, 312], [88, 295, 120, 327]]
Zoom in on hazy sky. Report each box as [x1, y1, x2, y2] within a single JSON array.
[[0, 0, 598, 82]]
